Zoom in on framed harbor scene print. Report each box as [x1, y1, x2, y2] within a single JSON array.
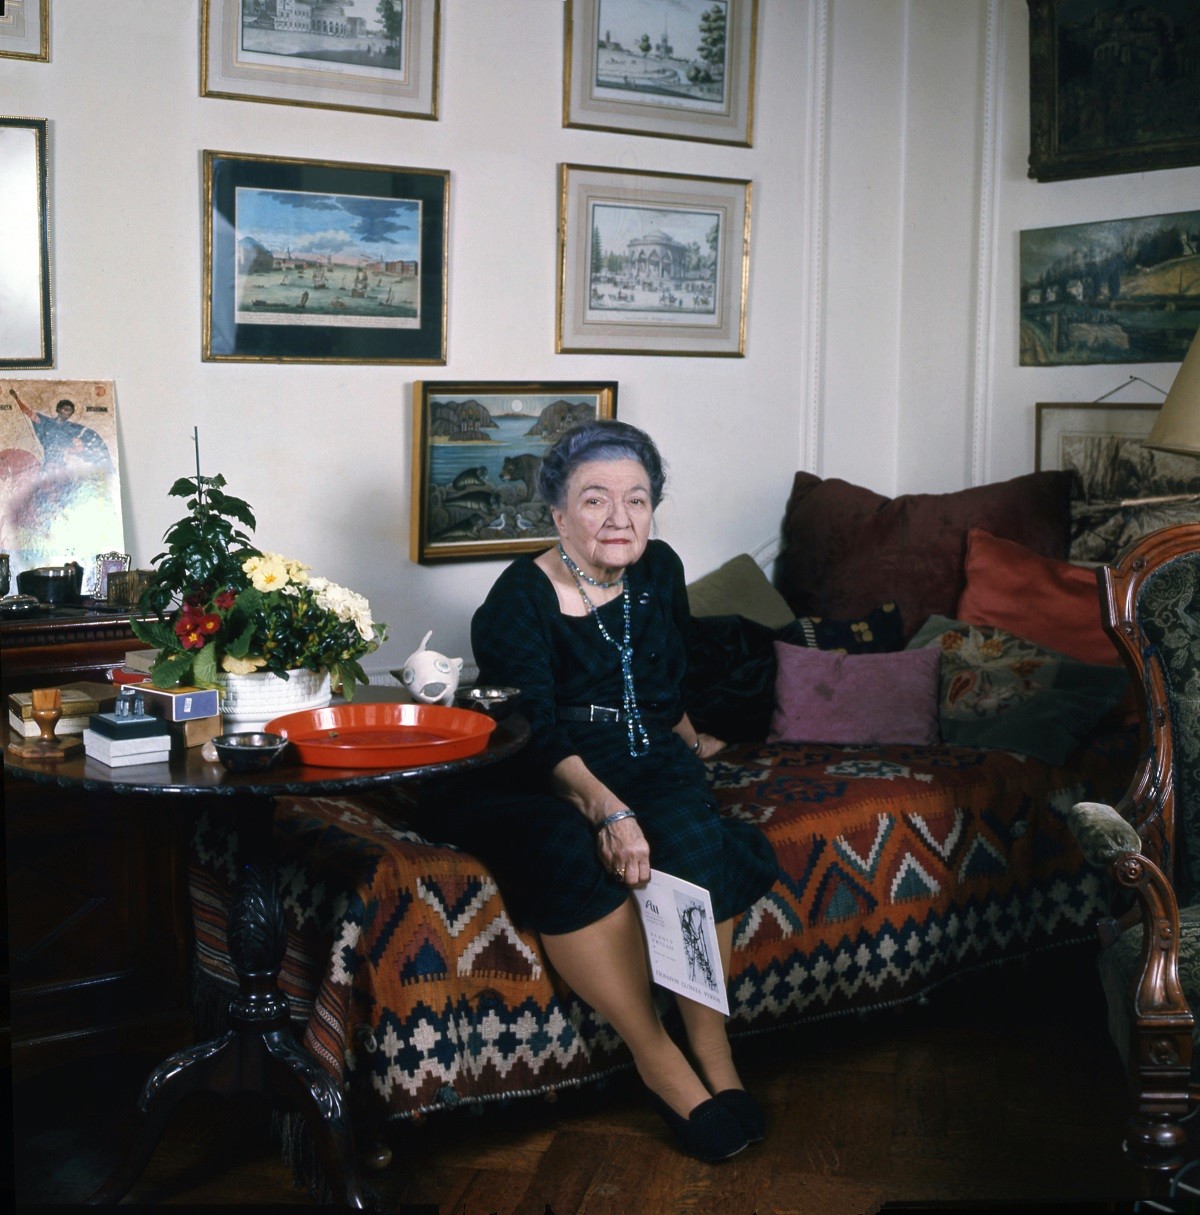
[[0, 0, 49, 61], [201, 0, 439, 120], [564, 0, 757, 146], [203, 150, 448, 364], [0, 117, 52, 369], [411, 380, 618, 563], [557, 163, 750, 356], [1035, 401, 1200, 564], [1028, 0, 1200, 181]]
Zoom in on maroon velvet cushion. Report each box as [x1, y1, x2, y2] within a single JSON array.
[[767, 643, 941, 746], [775, 470, 1073, 643]]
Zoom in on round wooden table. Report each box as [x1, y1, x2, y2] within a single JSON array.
[[5, 707, 529, 1208]]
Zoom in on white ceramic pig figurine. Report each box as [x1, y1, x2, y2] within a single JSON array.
[[400, 629, 464, 705]]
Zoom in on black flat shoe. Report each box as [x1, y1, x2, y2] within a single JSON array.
[[648, 1092, 749, 1162], [714, 1088, 765, 1143]]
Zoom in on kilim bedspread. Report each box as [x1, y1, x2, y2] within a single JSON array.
[[188, 727, 1136, 1130]]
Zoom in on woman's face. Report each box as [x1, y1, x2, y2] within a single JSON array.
[[552, 458, 654, 577]]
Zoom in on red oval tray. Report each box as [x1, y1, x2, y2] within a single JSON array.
[[265, 702, 496, 769]]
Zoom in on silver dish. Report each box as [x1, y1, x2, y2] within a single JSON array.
[[212, 732, 290, 773]]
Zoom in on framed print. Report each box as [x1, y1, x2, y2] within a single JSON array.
[[564, 0, 757, 146], [92, 551, 131, 600], [0, 0, 48, 62], [1020, 210, 1200, 366], [202, 0, 439, 120], [411, 380, 618, 563], [203, 150, 448, 364], [557, 163, 750, 356], [1036, 401, 1200, 564], [0, 117, 52, 369], [1028, 0, 1200, 181], [0, 380, 124, 593]]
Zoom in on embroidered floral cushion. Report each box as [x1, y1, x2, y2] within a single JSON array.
[[907, 615, 1129, 765]]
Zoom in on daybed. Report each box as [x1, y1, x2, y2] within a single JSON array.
[[188, 467, 1138, 1152]]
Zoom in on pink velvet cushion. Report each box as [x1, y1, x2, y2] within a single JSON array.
[[775, 470, 1073, 643], [768, 642, 942, 746]]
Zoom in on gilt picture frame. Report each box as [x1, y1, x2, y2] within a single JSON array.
[[411, 380, 618, 564], [1036, 401, 1200, 564], [564, 0, 757, 147], [557, 163, 750, 356], [202, 150, 448, 364], [0, 0, 49, 62], [1028, 0, 1200, 181], [0, 116, 52, 369], [201, 0, 440, 121]]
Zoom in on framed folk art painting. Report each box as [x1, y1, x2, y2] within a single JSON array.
[[203, 150, 448, 364], [411, 380, 618, 563]]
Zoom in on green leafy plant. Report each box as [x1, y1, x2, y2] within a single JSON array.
[[130, 466, 385, 700]]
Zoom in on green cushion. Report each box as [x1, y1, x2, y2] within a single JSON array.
[[686, 554, 795, 630], [906, 615, 1129, 765], [1101, 902, 1200, 1075]]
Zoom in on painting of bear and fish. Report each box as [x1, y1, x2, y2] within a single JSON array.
[[411, 382, 617, 563]]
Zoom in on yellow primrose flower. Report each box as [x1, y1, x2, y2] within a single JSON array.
[[249, 554, 289, 592], [221, 653, 268, 675]]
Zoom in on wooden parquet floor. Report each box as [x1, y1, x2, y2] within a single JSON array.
[[9, 945, 1143, 1213]]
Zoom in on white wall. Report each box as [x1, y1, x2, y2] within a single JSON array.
[[6, 0, 1199, 670]]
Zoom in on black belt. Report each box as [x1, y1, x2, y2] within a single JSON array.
[[558, 704, 626, 723]]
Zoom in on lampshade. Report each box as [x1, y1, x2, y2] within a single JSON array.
[[1145, 328, 1200, 456]]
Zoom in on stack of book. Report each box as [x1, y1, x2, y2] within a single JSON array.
[[139, 684, 223, 749], [8, 681, 117, 738], [83, 704, 171, 768]]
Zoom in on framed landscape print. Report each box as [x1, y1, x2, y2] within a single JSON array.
[[1019, 210, 1200, 366], [202, 150, 448, 364], [0, 117, 52, 369], [0, 0, 48, 62], [411, 380, 618, 563], [201, 0, 440, 121], [557, 163, 750, 356], [1028, 0, 1200, 181], [564, 0, 757, 146], [1036, 401, 1200, 564]]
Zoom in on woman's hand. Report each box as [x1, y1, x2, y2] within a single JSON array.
[[694, 732, 726, 760], [597, 813, 652, 887]]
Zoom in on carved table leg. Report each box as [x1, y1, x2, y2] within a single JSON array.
[[88, 793, 364, 1207]]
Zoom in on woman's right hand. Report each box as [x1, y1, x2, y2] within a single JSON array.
[[597, 813, 651, 887]]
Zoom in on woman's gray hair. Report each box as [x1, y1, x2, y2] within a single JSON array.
[[535, 419, 667, 509]]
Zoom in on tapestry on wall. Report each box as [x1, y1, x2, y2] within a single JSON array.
[[0, 379, 124, 595], [1019, 210, 1200, 366]]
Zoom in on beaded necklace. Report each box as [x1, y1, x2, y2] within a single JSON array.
[[558, 543, 650, 758]]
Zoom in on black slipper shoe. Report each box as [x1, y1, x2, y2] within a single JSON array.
[[714, 1088, 765, 1142], [648, 1092, 750, 1162]]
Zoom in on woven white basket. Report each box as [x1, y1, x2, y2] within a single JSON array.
[[216, 668, 332, 732]]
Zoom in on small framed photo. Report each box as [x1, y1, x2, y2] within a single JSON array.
[[1036, 401, 1200, 565], [1028, 0, 1200, 181], [0, 0, 49, 62], [411, 380, 618, 564], [201, 0, 440, 121], [557, 163, 750, 357], [0, 117, 52, 369], [203, 150, 449, 364], [92, 551, 131, 599], [564, 0, 757, 147]]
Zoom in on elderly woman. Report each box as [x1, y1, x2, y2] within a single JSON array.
[[434, 419, 778, 1161]]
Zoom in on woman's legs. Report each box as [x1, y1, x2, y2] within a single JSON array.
[[540, 900, 712, 1118], [673, 917, 743, 1094]]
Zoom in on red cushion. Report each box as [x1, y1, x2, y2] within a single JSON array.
[[776, 470, 1073, 643], [956, 529, 1119, 666]]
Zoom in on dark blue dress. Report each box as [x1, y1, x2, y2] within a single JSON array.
[[425, 540, 778, 935]]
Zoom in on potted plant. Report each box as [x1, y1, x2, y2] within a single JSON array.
[[130, 468, 385, 710]]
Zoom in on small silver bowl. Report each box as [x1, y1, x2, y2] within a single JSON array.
[[454, 685, 520, 718], [212, 732, 289, 773]]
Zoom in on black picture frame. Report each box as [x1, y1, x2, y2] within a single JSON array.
[[1028, 0, 1200, 182], [202, 150, 449, 364], [0, 116, 53, 370]]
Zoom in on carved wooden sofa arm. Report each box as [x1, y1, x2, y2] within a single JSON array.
[[1069, 801, 1195, 1175]]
